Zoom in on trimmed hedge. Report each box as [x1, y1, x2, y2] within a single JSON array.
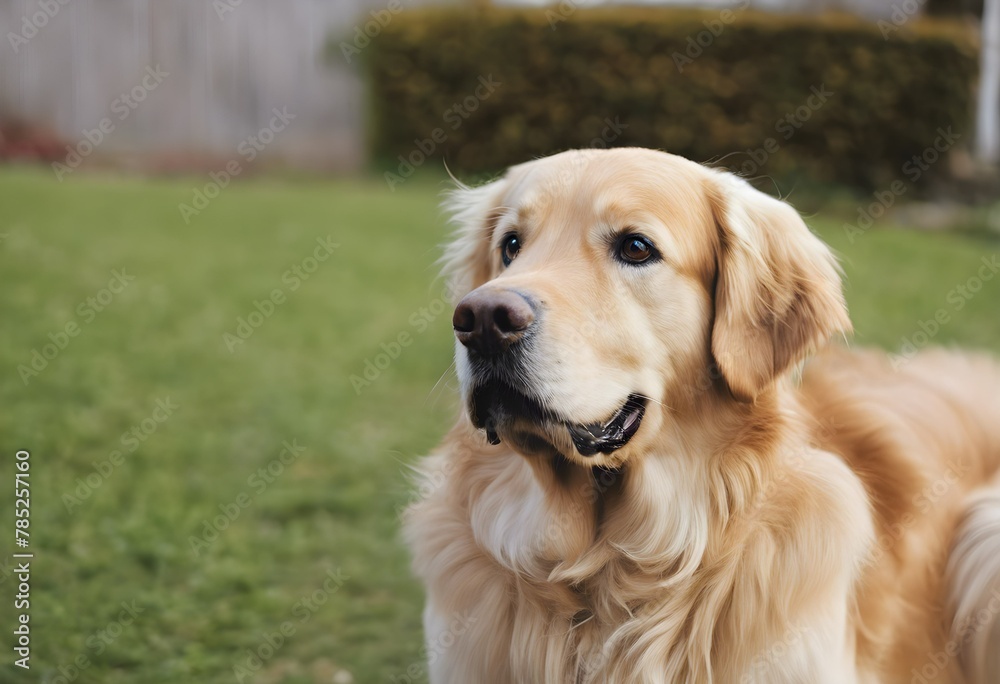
[[365, 7, 977, 190]]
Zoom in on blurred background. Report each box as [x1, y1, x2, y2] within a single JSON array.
[[1, 0, 998, 682]]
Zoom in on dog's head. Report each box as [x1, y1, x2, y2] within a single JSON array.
[[443, 148, 849, 468]]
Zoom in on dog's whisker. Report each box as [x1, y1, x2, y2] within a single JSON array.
[[428, 360, 458, 403], [636, 393, 672, 412]]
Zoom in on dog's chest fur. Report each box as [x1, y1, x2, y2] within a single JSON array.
[[408, 429, 873, 683]]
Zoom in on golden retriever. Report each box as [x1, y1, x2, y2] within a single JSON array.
[[404, 148, 1000, 683]]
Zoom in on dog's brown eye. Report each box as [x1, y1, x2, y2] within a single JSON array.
[[617, 234, 659, 265], [501, 234, 521, 267]]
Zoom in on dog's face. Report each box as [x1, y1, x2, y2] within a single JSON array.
[[445, 148, 849, 468]]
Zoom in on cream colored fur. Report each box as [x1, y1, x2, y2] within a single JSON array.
[[404, 148, 1000, 683]]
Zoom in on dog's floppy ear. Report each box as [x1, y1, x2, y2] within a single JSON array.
[[440, 178, 508, 302], [707, 172, 851, 402]]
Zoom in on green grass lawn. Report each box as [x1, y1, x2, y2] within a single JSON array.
[[0, 166, 998, 684]]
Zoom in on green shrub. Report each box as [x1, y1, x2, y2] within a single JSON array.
[[364, 6, 977, 190]]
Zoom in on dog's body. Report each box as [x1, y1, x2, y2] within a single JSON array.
[[405, 149, 1000, 683]]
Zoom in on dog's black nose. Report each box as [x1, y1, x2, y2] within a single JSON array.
[[453, 289, 535, 357]]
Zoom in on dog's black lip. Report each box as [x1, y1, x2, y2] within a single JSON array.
[[469, 382, 647, 457], [566, 394, 647, 456], [470, 380, 553, 429]]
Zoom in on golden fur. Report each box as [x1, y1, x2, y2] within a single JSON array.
[[405, 148, 1000, 683]]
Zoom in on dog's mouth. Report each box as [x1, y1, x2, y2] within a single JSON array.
[[564, 394, 647, 456], [469, 382, 647, 457]]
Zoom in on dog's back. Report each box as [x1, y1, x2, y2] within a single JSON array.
[[801, 348, 1000, 683]]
